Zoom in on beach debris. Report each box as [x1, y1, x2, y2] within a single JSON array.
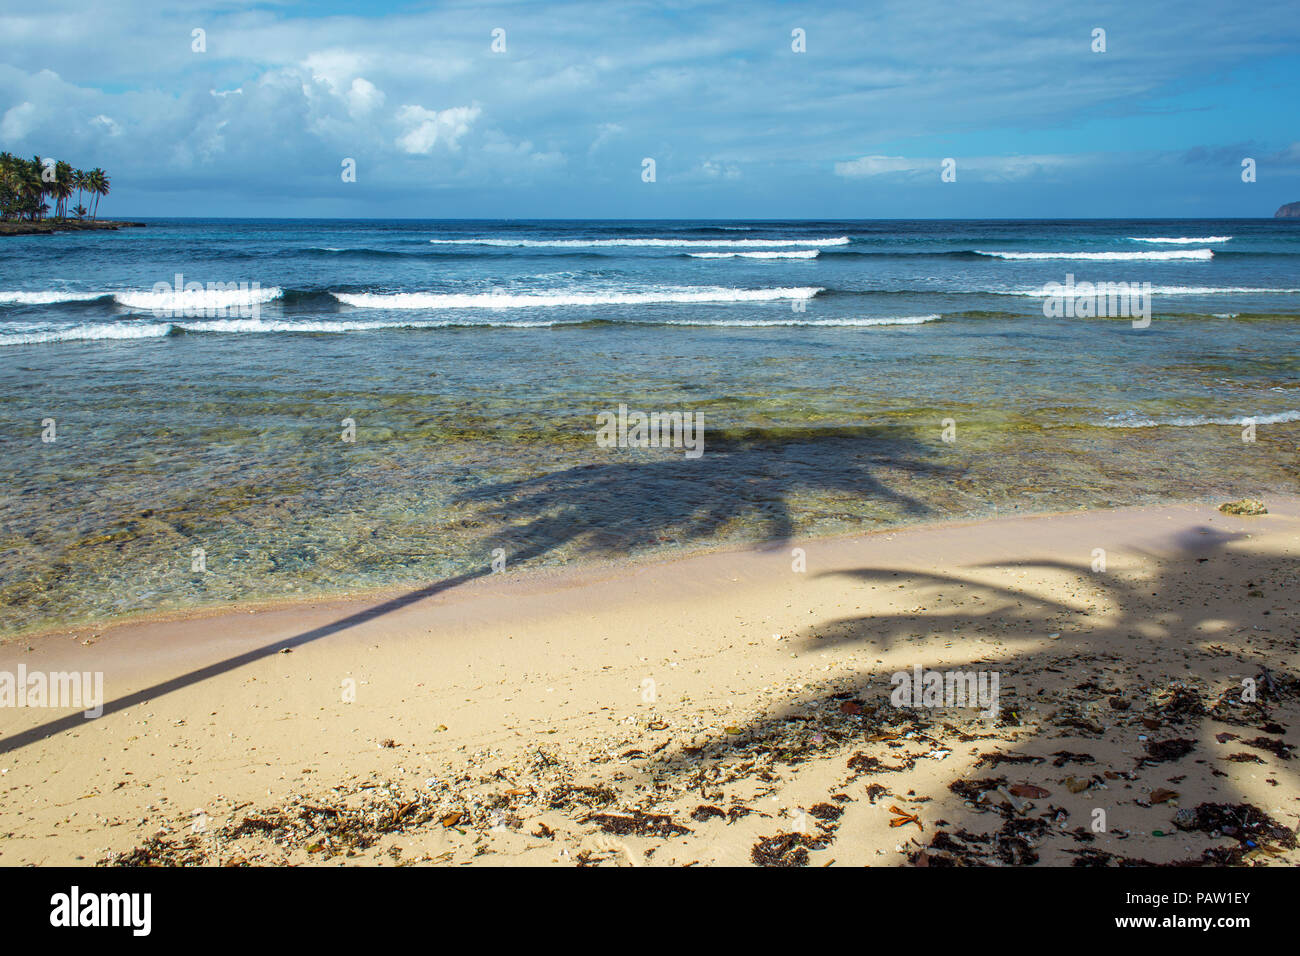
[[589, 811, 690, 838], [1063, 776, 1093, 794], [691, 805, 726, 822], [949, 777, 1005, 807], [888, 805, 923, 830], [1152, 685, 1206, 723], [1243, 737, 1293, 760], [1170, 802, 1297, 861], [1218, 499, 1267, 515], [751, 831, 829, 867], [1051, 751, 1096, 767], [92, 625, 1300, 870], [1057, 715, 1106, 736], [908, 814, 1045, 867], [807, 802, 844, 822], [1142, 738, 1195, 765], [1008, 784, 1051, 799], [864, 783, 890, 804], [996, 787, 1028, 814], [1224, 752, 1266, 763], [976, 751, 1045, 769]]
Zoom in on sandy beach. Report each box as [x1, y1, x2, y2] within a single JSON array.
[[0, 496, 1296, 867]]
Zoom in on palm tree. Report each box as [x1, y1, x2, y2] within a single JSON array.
[[88, 168, 110, 220], [0, 156, 110, 222], [22, 157, 48, 221], [51, 161, 74, 219], [0, 152, 16, 220], [72, 168, 88, 218]]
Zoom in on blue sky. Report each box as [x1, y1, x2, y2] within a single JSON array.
[[1, 0, 1297, 218]]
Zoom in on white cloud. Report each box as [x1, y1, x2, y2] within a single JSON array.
[[302, 50, 368, 92], [345, 77, 384, 116], [91, 113, 122, 136], [835, 153, 1076, 182], [1, 100, 37, 140], [699, 160, 741, 179], [395, 104, 480, 154], [834, 155, 923, 178]]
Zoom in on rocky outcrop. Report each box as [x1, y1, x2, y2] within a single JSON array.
[[1275, 201, 1300, 218]]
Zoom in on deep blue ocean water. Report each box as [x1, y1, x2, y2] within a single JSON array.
[[1, 219, 1297, 633]]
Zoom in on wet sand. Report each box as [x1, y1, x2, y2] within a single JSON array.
[[1, 497, 1297, 866]]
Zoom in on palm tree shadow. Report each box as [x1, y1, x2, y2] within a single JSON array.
[[454, 426, 948, 560], [639, 523, 1299, 865], [0, 425, 946, 755]]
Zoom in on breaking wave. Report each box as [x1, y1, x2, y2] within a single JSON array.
[[663, 314, 939, 327], [687, 250, 820, 259], [332, 287, 823, 309], [427, 237, 850, 248], [1098, 410, 1300, 428], [977, 250, 1214, 261], [1128, 236, 1232, 244]]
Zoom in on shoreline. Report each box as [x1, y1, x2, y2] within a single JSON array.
[[3, 493, 1247, 646], [1, 496, 1297, 866], [0, 220, 145, 237]]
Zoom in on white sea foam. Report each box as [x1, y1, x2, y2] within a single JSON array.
[[1099, 410, 1300, 428], [427, 237, 850, 248], [0, 316, 589, 345], [0, 290, 107, 305], [9, 310, 928, 345], [332, 287, 822, 309], [113, 287, 284, 311], [1128, 236, 1232, 244], [0, 323, 174, 346], [978, 249, 1214, 261], [663, 314, 940, 327], [687, 250, 819, 259], [1009, 285, 1300, 296], [176, 317, 574, 332]]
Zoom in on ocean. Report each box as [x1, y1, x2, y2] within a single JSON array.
[[1, 218, 1297, 634]]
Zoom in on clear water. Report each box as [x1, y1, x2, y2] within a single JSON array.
[[1, 219, 1297, 634]]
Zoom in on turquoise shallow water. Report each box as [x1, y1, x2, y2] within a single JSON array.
[[1, 219, 1297, 634]]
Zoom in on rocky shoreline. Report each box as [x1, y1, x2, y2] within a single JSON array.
[[0, 220, 145, 236]]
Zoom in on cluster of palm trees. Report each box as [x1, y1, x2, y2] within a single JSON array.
[[0, 154, 111, 222]]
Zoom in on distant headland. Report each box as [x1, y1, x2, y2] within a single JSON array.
[[0, 219, 145, 236], [1275, 201, 1300, 218]]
